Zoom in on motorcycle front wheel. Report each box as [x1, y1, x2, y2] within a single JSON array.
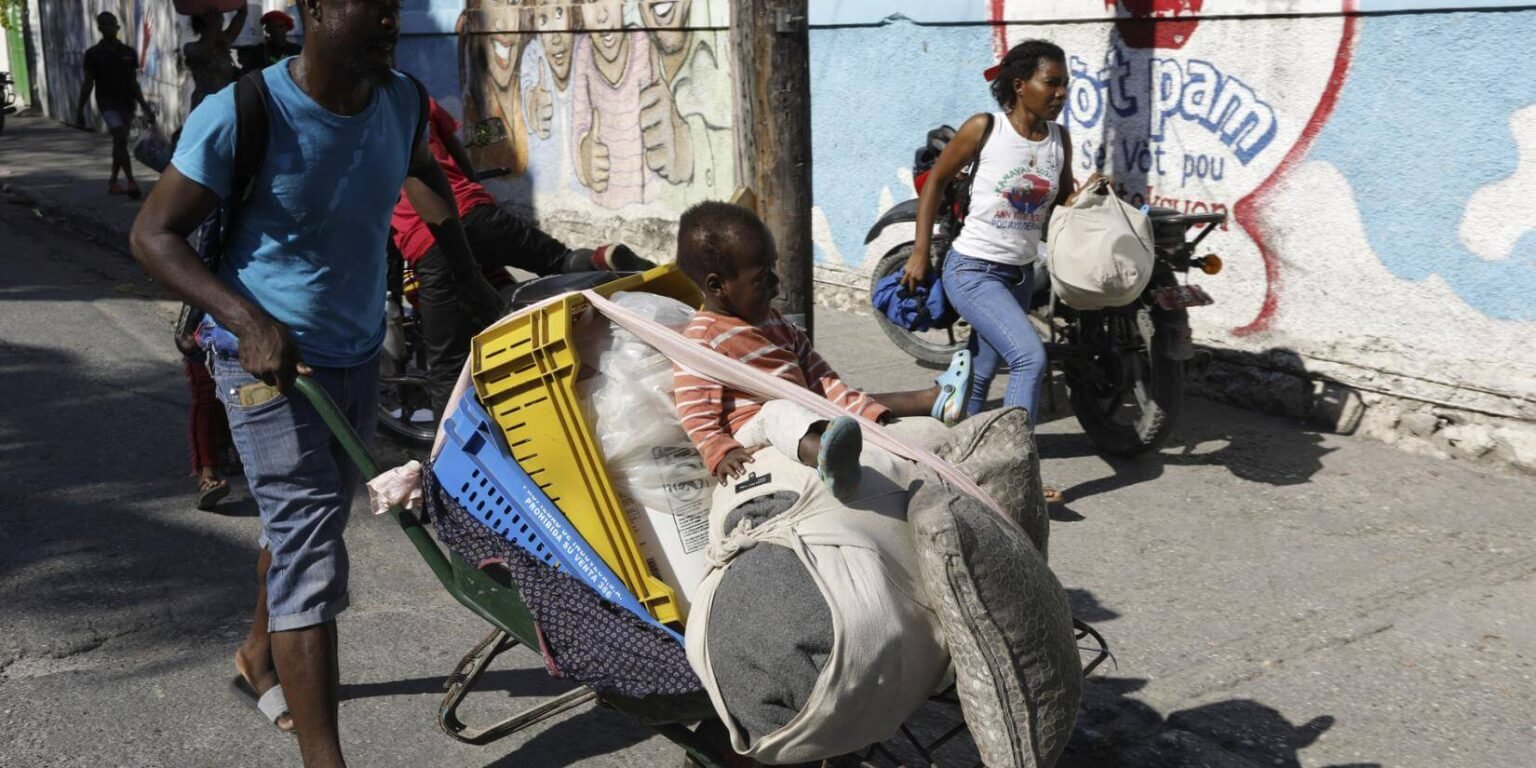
[[1063, 306, 1184, 457], [375, 308, 437, 448], [868, 244, 972, 367], [376, 373, 437, 447]]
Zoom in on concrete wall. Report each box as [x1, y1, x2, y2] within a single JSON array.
[[808, 0, 1536, 469], [24, 0, 1534, 465], [398, 0, 736, 255]]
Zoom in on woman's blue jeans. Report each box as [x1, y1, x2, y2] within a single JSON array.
[[943, 251, 1047, 421]]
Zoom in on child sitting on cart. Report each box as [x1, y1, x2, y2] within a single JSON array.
[[672, 202, 972, 500]]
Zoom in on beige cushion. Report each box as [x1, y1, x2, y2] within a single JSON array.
[[909, 474, 1080, 768]]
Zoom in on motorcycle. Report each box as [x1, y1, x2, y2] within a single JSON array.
[[865, 126, 1227, 456], [376, 171, 654, 447]]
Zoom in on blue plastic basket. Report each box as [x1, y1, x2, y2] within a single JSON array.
[[433, 395, 683, 643]]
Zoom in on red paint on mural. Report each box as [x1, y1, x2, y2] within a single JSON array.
[[990, 1, 1358, 334], [1106, 0, 1204, 50]]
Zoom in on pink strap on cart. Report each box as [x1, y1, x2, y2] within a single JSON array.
[[431, 289, 1009, 522], [582, 290, 1009, 521]]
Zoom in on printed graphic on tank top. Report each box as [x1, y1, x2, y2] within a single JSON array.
[[951, 114, 1065, 267]]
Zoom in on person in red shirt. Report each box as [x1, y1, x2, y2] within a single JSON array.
[[393, 97, 652, 413]]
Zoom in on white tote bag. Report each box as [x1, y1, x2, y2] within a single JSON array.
[[1046, 187, 1155, 310]]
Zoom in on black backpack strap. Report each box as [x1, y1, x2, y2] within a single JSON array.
[[210, 71, 272, 272], [230, 72, 270, 211], [175, 74, 268, 348], [402, 71, 430, 163]]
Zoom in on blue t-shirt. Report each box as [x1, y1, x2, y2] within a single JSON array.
[[172, 61, 421, 368]]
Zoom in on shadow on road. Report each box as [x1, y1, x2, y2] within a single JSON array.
[[341, 666, 574, 702], [1068, 588, 1120, 624], [479, 706, 655, 768], [1039, 396, 1334, 511], [0, 338, 256, 671], [1062, 676, 1380, 768]]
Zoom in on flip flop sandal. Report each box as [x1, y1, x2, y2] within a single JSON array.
[[231, 674, 294, 733], [930, 349, 973, 426], [196, 479, 229, 511], [817, 416, 863, 501]]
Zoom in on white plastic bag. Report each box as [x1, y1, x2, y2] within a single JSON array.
[[1046, 187, 1155, 310], [573, 291, 713, 612], [573, 291, 708, 514], [367, 460, 423, 516]]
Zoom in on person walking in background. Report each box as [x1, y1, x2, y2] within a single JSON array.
[[260, 10, 303, 66], [75, 12, 154, 199], [179, 340, 234, 510], [183, 4, 247, 111]]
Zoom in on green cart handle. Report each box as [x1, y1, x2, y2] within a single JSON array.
[[292, 376, 456, 589]]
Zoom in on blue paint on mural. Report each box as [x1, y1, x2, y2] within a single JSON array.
[[810, 20, 996, 267], [1355, 0, 1535, 9], [1311, 12, 1536, 322], [400, 0, 462, 35], [809, 1, 990, 26]]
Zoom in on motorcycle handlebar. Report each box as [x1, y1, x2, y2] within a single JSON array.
[[1154, 211, 1227, 227]]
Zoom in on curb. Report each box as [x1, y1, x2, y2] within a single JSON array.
[[1, 182, 134, 257]]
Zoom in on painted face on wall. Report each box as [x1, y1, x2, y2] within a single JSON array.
[[581, 0, 626, 64], [458, 0, 529, 175], [640, 0, 692, 55], [477, 0, 523, 90], [535, 2, 576, 89]]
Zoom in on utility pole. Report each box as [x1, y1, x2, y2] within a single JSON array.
[[731, 0, 813, 339]]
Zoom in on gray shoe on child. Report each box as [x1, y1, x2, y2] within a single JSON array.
[[817, 416, 863, 500]]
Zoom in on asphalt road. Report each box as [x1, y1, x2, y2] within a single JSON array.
[[1, 198, 1532, 768]]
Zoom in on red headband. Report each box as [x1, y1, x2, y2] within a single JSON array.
[[261, 10, 294, 29], [983, 63, 1003, 81]]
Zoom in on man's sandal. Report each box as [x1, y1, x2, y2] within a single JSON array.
[[232, 653, 294, 733], [196, 478, 229, 511]]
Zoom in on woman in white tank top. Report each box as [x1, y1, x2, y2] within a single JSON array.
[[901, 40, 1110, 501]]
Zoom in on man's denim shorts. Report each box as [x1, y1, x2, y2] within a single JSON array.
[[210, 354, 379, 632], [101, 109, 129, 132]]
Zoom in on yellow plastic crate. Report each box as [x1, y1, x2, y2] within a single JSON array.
[[469, 266, 704, 628]]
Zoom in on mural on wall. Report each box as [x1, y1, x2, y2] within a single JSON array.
[[995, 0, 1355, 335], [811, 0, 1536, 402], [455, 0, 734, 211]]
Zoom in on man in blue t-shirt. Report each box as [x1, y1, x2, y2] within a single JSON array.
[[129, 1, 501, 764]]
